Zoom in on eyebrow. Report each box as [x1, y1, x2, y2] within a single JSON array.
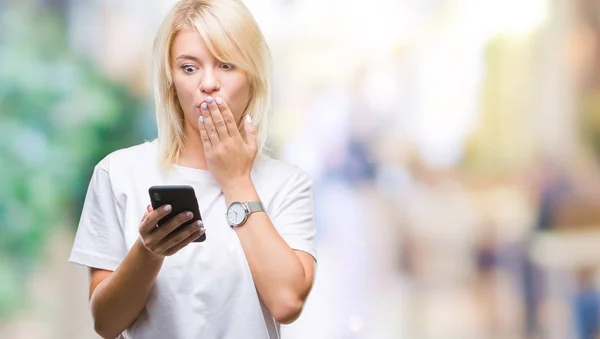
[[175, 54, 201, 63]]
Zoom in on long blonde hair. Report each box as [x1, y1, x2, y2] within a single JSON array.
[[152, 0, 272, 167]]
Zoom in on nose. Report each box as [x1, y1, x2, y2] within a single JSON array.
[[199, 68, 220, 95]]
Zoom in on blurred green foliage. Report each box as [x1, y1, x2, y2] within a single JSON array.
[[0, 5, 147, 318]]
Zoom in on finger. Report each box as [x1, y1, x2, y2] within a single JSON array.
[[164, 225, 206, 256], [140, 205, 152, 223], [198, 114, 212, 152], [215, 96, 241, 139], [141, 211, 149, 224], [139, 204, 173, 234], [152, 211, 195, 239], [207, 96, 230, 139], [200, 101, 220, 144], [243, 114, 258, 152], [161, 220, 205, 254]]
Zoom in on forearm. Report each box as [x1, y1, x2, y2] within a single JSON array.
[[91, 239, 164, 338], [224, 180, 310, 322]]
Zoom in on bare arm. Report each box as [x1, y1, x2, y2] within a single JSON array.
[[224, 180, 316, 324], [89, 205, 205, 338], [89, 240, 163, 339]]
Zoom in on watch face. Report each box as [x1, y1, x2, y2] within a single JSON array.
[[227, 202, 247, 225]]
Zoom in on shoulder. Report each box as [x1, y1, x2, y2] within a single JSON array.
[[88, 139, 158, 201], [92, 140, 158, 193], [253, 154, 314, 192], [253, 155, 315, 218], [96, 139, 158, 173]]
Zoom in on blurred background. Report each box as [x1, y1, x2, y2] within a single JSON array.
[[2, 0, 600, 338]]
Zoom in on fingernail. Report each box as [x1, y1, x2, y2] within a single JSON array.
[[199, 115, 204, 123], [196, 220, 204, 228], [206, 96, 214, 104], [200, 227, 205, 233], [245, 115, 253, 124], [201, 102, 208, 110], [164, 205, 172, 212], [215, 97, 223, 105], [185, 212, 193, 219]]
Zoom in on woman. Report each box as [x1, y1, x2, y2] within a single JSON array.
[[68, 0, 317, 338]]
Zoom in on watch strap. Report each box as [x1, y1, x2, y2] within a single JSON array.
[[245, 201, 264, 214]]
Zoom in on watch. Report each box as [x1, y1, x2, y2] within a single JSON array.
[[226, 201, 265, 227]]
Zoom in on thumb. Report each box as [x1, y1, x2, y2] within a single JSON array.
[[243, 114, 257, 149]]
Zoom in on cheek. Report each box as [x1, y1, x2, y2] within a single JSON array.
[[226, 79, 251, 118], [173, 78, 197, 110]]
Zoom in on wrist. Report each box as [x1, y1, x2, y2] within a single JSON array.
[[222, 177, 259, 205], [137, 236, 165, 262]]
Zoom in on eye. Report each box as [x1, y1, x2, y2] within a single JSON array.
[[181, 64, 198, 74], [220, 63, 235, 71]]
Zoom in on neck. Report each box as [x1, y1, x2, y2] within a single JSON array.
[[177, 123, 209, 170]]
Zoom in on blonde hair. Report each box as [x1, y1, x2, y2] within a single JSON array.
[[152, 0, 272, 167]]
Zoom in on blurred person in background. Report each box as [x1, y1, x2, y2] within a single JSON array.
[[524, 159, 571, 338], [67, 0, 317, 338], [572, 267, 600, 339], [473, 222, 500, 337]]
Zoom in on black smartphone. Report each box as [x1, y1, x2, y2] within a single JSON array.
[[148, 185, 206, 242]]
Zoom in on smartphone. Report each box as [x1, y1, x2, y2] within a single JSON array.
[[148, 185, 206, 242]]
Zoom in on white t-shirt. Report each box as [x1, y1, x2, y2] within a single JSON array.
[[68, 139, 317, 339]]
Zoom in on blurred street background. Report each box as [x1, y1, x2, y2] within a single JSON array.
[[3, 0, 600, 338]]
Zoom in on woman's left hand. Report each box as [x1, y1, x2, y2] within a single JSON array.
[[198, 96, 257, 193]]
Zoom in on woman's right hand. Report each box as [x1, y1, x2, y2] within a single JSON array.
[[138, 204, 205, 258]]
